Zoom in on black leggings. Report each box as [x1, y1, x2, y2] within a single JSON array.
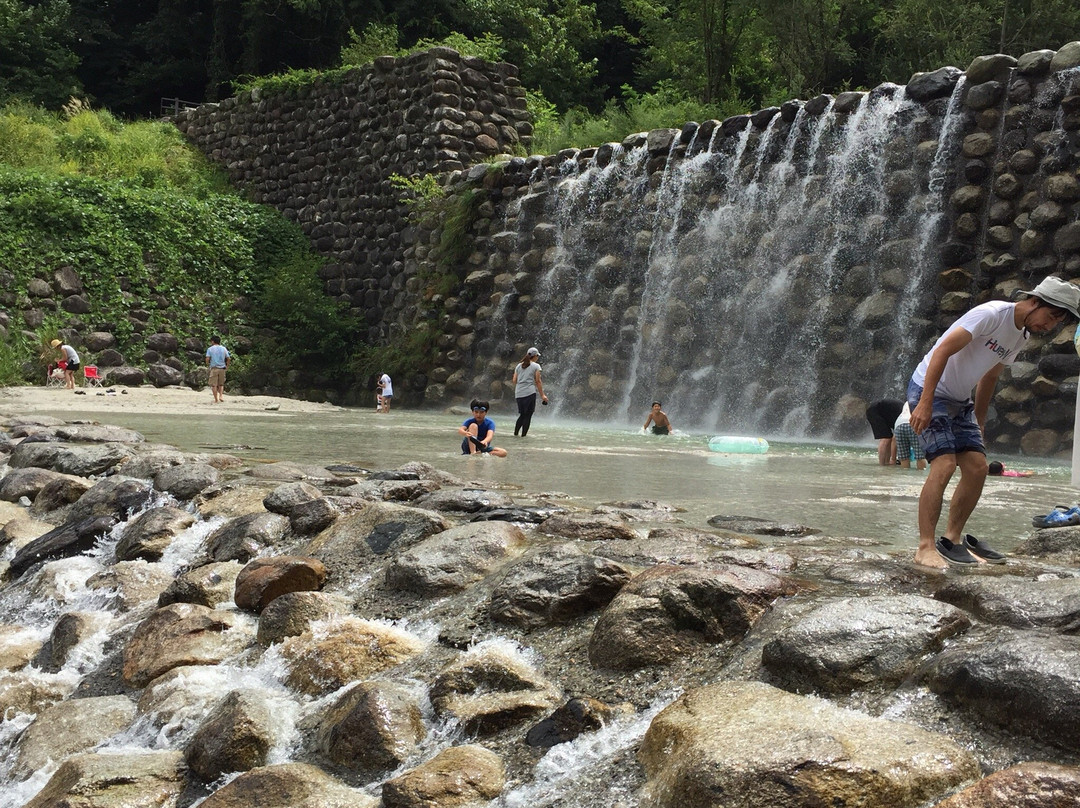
[[515, 394, 537, 436]]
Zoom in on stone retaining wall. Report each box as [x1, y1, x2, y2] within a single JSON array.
[[174, 48, 530, 345]]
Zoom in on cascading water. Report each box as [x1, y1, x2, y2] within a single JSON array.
[[494, 84, 971, 437]]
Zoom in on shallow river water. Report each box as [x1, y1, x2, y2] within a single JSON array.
[[37, 406, 1080, 553]]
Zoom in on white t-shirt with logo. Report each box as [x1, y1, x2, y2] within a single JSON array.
[[912, 300, 1026, 402], [379, 374, 393, 397]]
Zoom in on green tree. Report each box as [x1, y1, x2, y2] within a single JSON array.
[[624, 0, 760, 104], [457, 0, 605, 110], [0, 0, 81, 107]]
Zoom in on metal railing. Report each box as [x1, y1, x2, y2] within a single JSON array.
[[160, 98, 205, 117]]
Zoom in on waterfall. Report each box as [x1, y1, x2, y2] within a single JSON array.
[[493, 82, 972, 437]]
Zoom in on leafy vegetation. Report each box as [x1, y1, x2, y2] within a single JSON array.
[[5, 0, 1077, 120], [0, 104, 357, 387]]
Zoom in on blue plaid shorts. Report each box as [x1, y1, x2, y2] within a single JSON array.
[[906, 380, 985, 462]]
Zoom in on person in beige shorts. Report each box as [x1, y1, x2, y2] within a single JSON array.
[[205, 335, 230, 403]]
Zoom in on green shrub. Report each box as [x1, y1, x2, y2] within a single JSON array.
[[530, 83, 744, 154]]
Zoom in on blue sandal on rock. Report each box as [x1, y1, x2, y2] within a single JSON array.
[[1031, 505, 1080, 529]]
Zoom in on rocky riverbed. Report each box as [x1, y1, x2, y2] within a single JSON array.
[[1, 411, 1079, 808]]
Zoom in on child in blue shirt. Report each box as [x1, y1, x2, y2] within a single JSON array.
[[459, 400, 507, 457]]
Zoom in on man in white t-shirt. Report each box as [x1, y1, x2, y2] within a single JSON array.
[[907, 277, 1080, 568]]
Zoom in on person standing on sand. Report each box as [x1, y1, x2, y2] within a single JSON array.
[[205, 335, 230, 403], [51, 339, 80, 390], [512, 347, 547, 437], [908, 277, 1080, 568]]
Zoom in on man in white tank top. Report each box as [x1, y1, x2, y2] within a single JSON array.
[[907, 277, 1080, 568]]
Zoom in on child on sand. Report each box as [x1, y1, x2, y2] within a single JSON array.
[[643, 401, 672, 435], [459, 399, 507, 457]]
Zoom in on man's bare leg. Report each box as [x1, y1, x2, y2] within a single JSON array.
[[916, 453, 957, 568], [877, 438, 892, 465], [942, 451, 989, 558]]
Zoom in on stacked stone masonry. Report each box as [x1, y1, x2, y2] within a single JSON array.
[[175, 48, 530, 343], [174, 44, 1080, 453], [406, 45, 1080, 454]]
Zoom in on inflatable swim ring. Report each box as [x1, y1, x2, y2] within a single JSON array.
[[707, 436, 769, 454]]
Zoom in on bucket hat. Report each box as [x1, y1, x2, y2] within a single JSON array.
[[1022, 277, 1080, 319], [50, 339, 61, 347]]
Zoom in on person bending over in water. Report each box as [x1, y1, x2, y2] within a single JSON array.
[[643, 401, 672, 435], [908, 276, 1080, 568], [459, 400, 508, 457]]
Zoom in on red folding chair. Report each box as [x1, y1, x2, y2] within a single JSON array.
[[83, 365, 103, 388], [46, 361, 67, 387]]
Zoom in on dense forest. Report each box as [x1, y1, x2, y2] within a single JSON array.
[[3, 0, 1080, 121]]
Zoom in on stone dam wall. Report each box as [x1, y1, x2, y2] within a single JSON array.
[[174, 47, 531, 346], [174, 45, 1080, 453]]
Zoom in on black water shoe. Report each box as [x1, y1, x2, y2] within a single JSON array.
[[963, 534, 1006, 564], [935, 537, 977, 565]]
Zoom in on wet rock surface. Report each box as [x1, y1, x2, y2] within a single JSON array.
[[4, 411, 1080, 807], [638, 681, 979, 808]]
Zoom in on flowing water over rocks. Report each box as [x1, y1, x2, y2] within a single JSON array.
[[2, 412, 1080, 807]]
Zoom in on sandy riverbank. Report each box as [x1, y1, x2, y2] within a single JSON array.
[[0, 384, 344, 417]]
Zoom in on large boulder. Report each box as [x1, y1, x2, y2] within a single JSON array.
[[185, 689, 274, 781], [1014, 526, 1080, 566], [205, 511, 290, 562], [256, 590, 347, 644], [22, 751, 185, 808], [489, 543, 632, 628], [122, 603, 256, 687], [67, 476, 153, 522], [382, 745, 505, 808], [147, 363, 185, 387], [922, 629, 1080, 751], [115, 506, 196, 561], [935, 576, 1080, 630], [233, 555, 328, 613], [0, 624, 44, 671], [263, 481, 323, 514], [317, 681, 425, 771], [154, 462, 220, 500], [539, 511, 639, 542], [638, 681, 979, 808], [8, 516, 117, 578], [14, 695, 137, 777], [28, 475, 94, 518], [197, 763, 377, 808], [279, 617, 425, 696], [86, 560, 175, 610], [0, 467, 68, 502], [429, 645, 561, 734], [384, 521, 530, 596], [933, 761, 1080, 807], [589, 564, 793, 669], [34, 611, 108, 672], [414, 488, 515, 513], [303, 502, 450, 588], [157, 560, 244, 607], [762, 595, 971, 693], [10, 441, 134, 477]]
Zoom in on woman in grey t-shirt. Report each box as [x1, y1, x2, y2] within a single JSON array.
[[511, 347, 548, 437]]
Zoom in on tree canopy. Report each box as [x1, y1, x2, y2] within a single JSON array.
[[1, 0, 1078, 118]]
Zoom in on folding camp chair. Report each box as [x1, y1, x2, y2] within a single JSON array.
[[46, 361, 67, 387], [83, 365, 103, 388]]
